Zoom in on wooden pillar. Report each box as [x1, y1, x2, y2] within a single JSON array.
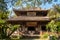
[[25, 27, 27, 31], [39, 25, 42, 36], [22, 25, 25, 32], [38, 25, 41, 31]]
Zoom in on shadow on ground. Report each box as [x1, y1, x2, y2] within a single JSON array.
[[20, 36, 40, 40]]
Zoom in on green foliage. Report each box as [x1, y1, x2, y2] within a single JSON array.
[[14, 0, 53, 8], [0, 0, 7, 11], [0, 20, 6, 24], [46, 20, 57, 32], [50, 36, 57, 40], [0, 11, 9, 19], [54, 5, 60, 13], [26, 4, 31, 9], [9, 24, 20, 31], [47, 4, 60, 33], [8, 24, 20, 37], [47, 10, 56, 18], [47, 5, 60, 20], [55, 22, 60, 32], [43, 33, 49, 38], [47, 9, 60, 19], [0, 0, 20, 39], [14, 0, 22, 7], [0, 0, 8, 39], [46, 20, 60, 33], [0, 23, 20, 39]]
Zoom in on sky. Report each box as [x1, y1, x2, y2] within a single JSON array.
[[7, 0, 60, 10], [6, 0, 60, 17], [40, 0, 60, 9]]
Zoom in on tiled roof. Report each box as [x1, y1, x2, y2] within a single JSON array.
[[13, 7, 48, 12]]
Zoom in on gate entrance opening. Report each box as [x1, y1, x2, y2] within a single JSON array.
[[28, 27, 35, 31], [41, 25, 47, 31]]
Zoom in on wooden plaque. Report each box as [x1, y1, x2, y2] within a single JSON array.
[[26, 22, 37, 26]]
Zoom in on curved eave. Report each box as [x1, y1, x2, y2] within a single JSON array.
[[7, 16, 51, 22], [13, 8, 49, 12]]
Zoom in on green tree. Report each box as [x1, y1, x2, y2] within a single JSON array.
[[55, 21, 60, 33], [46, 20, 57, 32], [0, 0, 20, 39], [0, 21, 20, 39], [46, 5, 60, 36], [14, 0, 56, 8], [47, 5, 60, 19], [0, 13, 20, 39], [46, 20, 60, 37], [46, 4, 60, 38], [47, 9, 60, 19], [53, 4, 60, 13]]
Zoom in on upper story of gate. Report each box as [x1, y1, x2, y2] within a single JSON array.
[[13, 7, 49, 17]]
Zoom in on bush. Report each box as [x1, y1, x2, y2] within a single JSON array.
[[49, 36, 58, 40], [43, 34, 49, 38]]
